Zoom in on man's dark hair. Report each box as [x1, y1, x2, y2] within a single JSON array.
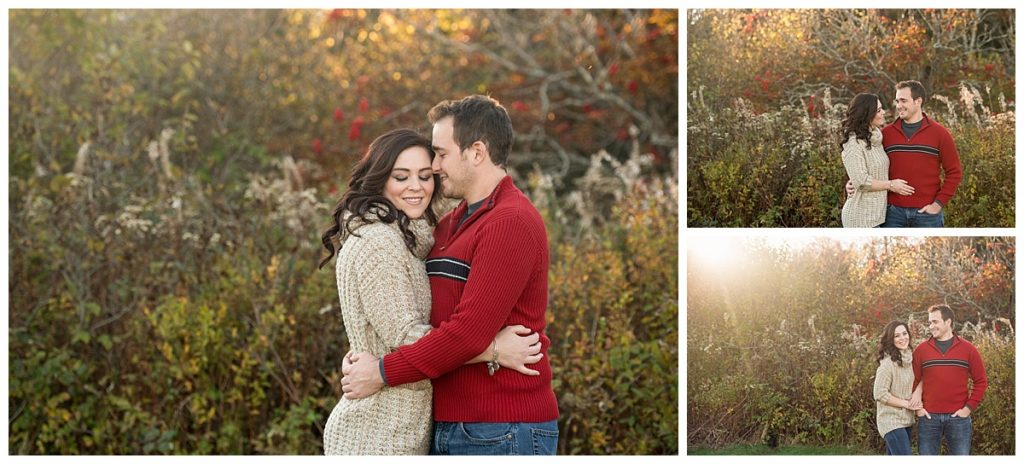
[[428, 95, 514, 167], [896, 80, 927, 104], [928, 304, 955, 323]]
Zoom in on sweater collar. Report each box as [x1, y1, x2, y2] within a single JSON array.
[[451, 175, 514, 223], [870, 127, 883, 144], [926, 334, 960, 351], [888, 113, 934, 138], [341, 207, 435, 259]]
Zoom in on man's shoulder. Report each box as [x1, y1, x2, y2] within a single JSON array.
[[954, 335, 981, 351], [924, 115, 953, 136]]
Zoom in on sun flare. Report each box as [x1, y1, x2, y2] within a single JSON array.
[[687, 237, 747, 276]]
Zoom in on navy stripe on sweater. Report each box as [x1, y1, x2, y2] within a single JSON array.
[[426, 257, 470, 282], [885, 144, 940, 156], [922, 359, 970, 369]]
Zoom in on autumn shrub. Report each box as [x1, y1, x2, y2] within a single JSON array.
[[9, 144, 678, 454], [687, 238, 1015, 454], [688, 10, 1014, 113], [537, 145, 678, 455]]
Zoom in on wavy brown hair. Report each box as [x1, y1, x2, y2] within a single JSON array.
[[876, 321, 911, 367], [839, 93, 881, 150], [318, 128, 439, 269]]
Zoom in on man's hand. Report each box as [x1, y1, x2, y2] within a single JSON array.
[[495, 325, 543, 376], [845, 180, 855, 197], [918, 202, 942, 214], [909, 387, 923, 409], [952, 406, 972, 418], [340, 352, 384, 400], [916, 408, 932, 419]]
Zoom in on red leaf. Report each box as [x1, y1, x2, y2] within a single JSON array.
[[511, 101, 528, 112], [348, 117, 365, 141], [312, 138, 323, 155], [358, 97, 369, 113], [333, 107, 344, 123], [608, 63, 620, 76], [628, 81, 639, 94]]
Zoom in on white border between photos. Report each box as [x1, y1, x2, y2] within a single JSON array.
[[682, 1, 1022, 463]]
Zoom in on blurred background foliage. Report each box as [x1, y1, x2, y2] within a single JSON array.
[[687, 236, 1014, 454], [687, 9, 1014, 227], [7, 9, 678, 455]]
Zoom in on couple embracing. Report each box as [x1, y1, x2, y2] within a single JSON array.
[[873, 305, 987, 455], [840, 80, 963, 228], [317, 95, 559, 455]]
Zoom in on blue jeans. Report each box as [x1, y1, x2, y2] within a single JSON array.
[[881, 205, 944, 228], [430, 420, 559, 455], [918, 413, 972, 455], [883, 426, 913, 455]]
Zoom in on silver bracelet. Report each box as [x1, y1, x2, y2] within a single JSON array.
[[487, 340, 500, 376]]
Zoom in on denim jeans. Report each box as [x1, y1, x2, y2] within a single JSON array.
[[881, 205, 944, 228], [430, 420, 559, 455], [918, 413, 972, 455], [883, 426, 913, 455]]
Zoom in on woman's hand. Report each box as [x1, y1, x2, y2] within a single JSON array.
[[888, 179, 914, 196], [494, 325, 543, 376], [907, 397, 922, 410]]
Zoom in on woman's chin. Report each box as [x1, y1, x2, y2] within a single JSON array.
[[402, 209, 425, 219]]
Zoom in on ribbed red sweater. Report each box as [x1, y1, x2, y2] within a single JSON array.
[[882, 114, 962, 208], [382, 176, 559, 422], [911, 335, 987, 413]]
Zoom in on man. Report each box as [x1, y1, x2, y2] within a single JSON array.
[[340, 95, 560, 455], [846, 80, 962, 227], [910, 305, 987, 455]]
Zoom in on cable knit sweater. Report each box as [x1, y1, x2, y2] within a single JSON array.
[[323, 214, 434, 455], [873, 348, 916, 438], [841, 128, 889, 227]]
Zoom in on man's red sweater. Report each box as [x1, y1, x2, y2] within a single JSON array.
[[912, 335, 987, 413], [382, 176, 559, 422], [882, 113, 962, 208]]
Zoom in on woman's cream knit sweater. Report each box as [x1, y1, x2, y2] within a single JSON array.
[[323, 215, 434, 455], [841, 128, 889, 228], [873, 348, 916, 438]]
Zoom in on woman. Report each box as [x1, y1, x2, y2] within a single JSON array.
[[873, 320, 923, 455], [318, 129, 539, 455], [840, 93, 914, 227]]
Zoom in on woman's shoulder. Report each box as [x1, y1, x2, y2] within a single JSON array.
[[347, 221, 405, 247], [842, 133, 867, 150]]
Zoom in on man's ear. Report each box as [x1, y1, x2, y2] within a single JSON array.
[[469, 140, 489, 166]]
